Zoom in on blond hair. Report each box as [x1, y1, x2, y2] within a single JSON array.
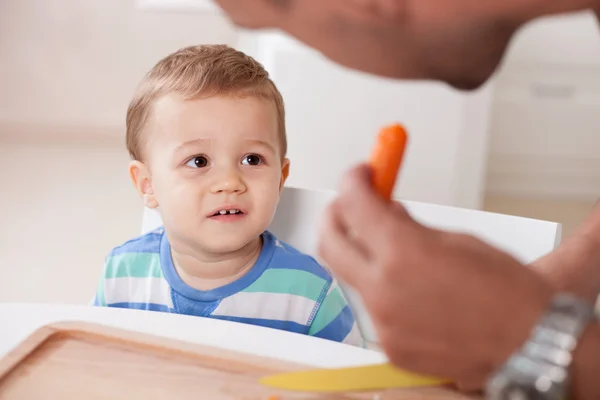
[[126, 44, 286, 161]]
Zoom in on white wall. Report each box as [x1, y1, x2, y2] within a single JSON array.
[[0, 0, 236, 132]]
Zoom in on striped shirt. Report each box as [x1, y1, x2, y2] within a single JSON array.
[[93, 228, 364, 347]]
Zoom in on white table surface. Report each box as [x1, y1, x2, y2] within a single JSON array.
[[0, 303, 387, 368]]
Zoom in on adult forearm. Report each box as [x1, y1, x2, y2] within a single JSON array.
[[594, 1, 600, 22], [572, 321, 600, 400], [533, 202, 600, 302]]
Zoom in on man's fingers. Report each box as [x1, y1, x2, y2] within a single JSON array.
[[390, 199, 412, 218], [318, 200, 370, 288], [337, 164, 415, 246]]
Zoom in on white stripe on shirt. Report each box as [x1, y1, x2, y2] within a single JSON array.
[[212, 291, 316, 325], [104, 277, 173, 308]]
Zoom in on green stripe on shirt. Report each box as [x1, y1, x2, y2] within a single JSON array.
[[242, 268, 327, 302], [308, 286, 348, 335], [104, 253, 163, 279]]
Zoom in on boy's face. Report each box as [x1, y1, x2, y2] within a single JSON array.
[[131, 94, 289, 255]]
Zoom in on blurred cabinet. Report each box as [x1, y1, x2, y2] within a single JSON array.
[[487, 11, 600, 199]]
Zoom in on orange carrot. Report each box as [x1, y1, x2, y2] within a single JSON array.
[[369, 123, 408, 201]]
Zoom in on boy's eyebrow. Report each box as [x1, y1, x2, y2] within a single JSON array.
[[245, 139, 277, 153], [172, 138, 278, 155], [173, 138, 209, 154]]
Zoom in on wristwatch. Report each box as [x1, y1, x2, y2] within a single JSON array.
[[485, 293, 596, 400]]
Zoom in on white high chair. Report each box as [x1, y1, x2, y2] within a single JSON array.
[[141, 186, 562, 344]]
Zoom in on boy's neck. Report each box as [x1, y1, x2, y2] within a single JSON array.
[[171, 236, 263, 291]]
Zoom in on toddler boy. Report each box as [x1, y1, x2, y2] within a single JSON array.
[[92, 44, 363, 347]]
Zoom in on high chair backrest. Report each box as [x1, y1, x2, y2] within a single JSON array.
[[141, 186, 562, 344]]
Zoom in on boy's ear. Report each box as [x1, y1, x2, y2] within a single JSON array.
[[129, 160, 158, 209], [279, 158, 290, 193]]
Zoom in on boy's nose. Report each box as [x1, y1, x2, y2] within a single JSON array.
[[210, 170, 247, 194]]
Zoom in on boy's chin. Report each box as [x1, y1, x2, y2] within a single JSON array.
[[201, 234, 263, 255]]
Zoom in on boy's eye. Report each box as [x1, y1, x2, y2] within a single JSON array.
[[185, 156, 208, 168], [242, 154, 263, 166]]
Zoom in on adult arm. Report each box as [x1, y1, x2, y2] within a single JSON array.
[[317, 165, 600, 398], [532, 201, 600, 303]]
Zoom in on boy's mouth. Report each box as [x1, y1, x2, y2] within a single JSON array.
[[208, 206, 247, 219], [211, 209, 244, 217]]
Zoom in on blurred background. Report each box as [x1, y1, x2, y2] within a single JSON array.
[[1, 0, 599, 304]]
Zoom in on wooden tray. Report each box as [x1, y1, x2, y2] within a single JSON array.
[[0, 321, 472, 399]]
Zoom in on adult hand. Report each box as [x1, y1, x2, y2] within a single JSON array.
[[317, 164, 556, 390], [214, 0, 598, 89]]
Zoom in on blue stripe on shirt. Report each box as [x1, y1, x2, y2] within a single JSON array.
[[109, 302, 171, 313], [110, 232, 162, 256], [311, 304, 355, 342], [210, 315, 309, 334]]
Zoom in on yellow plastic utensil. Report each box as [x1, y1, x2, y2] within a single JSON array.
[[260, 363, 450, 393]]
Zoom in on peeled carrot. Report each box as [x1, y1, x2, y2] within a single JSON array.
[[369, 123, 408, 201]]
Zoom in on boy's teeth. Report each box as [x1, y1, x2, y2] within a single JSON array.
[[217, 209, 241, 215]]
